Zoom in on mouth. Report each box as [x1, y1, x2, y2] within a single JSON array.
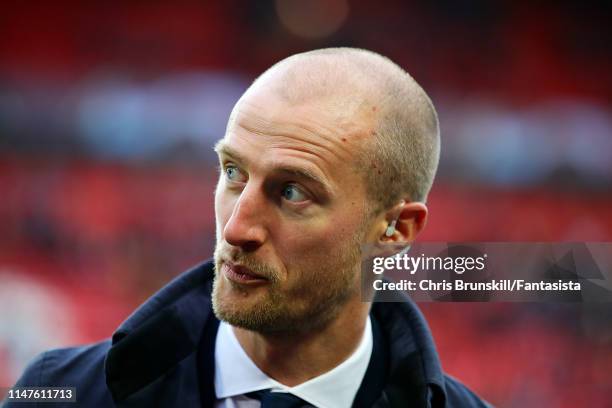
[[221, 261, 269, 285]]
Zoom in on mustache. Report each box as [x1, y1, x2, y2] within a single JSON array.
[[215, 246, 280, 283]]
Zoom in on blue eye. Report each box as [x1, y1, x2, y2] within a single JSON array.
[[224, 165, 243, 182], [282, 185, 307, 202]]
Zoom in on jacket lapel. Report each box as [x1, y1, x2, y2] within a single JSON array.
[[104, 261, 217, 407], [367, 288, 448, 408]]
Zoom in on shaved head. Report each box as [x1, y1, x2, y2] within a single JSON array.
[[232, 47, 440, 214]]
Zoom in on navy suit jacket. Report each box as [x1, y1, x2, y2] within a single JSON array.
[[4, 260, 490, 407]]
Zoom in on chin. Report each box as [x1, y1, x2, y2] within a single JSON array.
[[212, 282, 288, 332]]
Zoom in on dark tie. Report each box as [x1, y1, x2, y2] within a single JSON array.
[[246, 389, 315, 408]]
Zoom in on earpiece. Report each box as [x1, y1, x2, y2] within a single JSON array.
[[385, 219, 397, 237], [385, 200, 406, 238]]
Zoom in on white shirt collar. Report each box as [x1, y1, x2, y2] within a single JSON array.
[[214, 317, 373, 408]]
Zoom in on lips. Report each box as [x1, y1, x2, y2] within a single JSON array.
[[222, 261, 268, 284]]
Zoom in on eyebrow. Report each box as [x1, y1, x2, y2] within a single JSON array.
[[214, 140, 332, 192], [214, 140, 245, 163]]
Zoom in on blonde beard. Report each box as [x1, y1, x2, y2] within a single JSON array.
[[211, 234, 364, 334]]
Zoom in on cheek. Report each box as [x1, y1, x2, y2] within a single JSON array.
[[214, 187, 234, 232], [276, 217, 358, 264]]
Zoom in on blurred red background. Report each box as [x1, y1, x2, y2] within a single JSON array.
[[1, 2, 611, 406]]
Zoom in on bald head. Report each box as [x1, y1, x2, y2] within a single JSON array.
[[235, 47, 440, 213]]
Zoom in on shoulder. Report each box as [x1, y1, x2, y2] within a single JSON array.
[[443, 374, 493, 408], [6, 341, 114, 407], [15, 340, 111, 386]]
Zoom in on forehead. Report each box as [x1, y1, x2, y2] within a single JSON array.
[[220, 89, 374, 189]]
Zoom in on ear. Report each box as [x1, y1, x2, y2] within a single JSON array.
[[380, 201, 428, 244]]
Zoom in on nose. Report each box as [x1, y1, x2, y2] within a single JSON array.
[[222, 185, 267, 252]]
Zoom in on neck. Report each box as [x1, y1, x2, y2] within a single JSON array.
[[232, 299, 371, 387]]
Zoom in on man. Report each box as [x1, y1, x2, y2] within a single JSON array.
[[5, 48, 488, 407]]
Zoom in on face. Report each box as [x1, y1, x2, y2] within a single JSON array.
[[212, 83, 377, 333]]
